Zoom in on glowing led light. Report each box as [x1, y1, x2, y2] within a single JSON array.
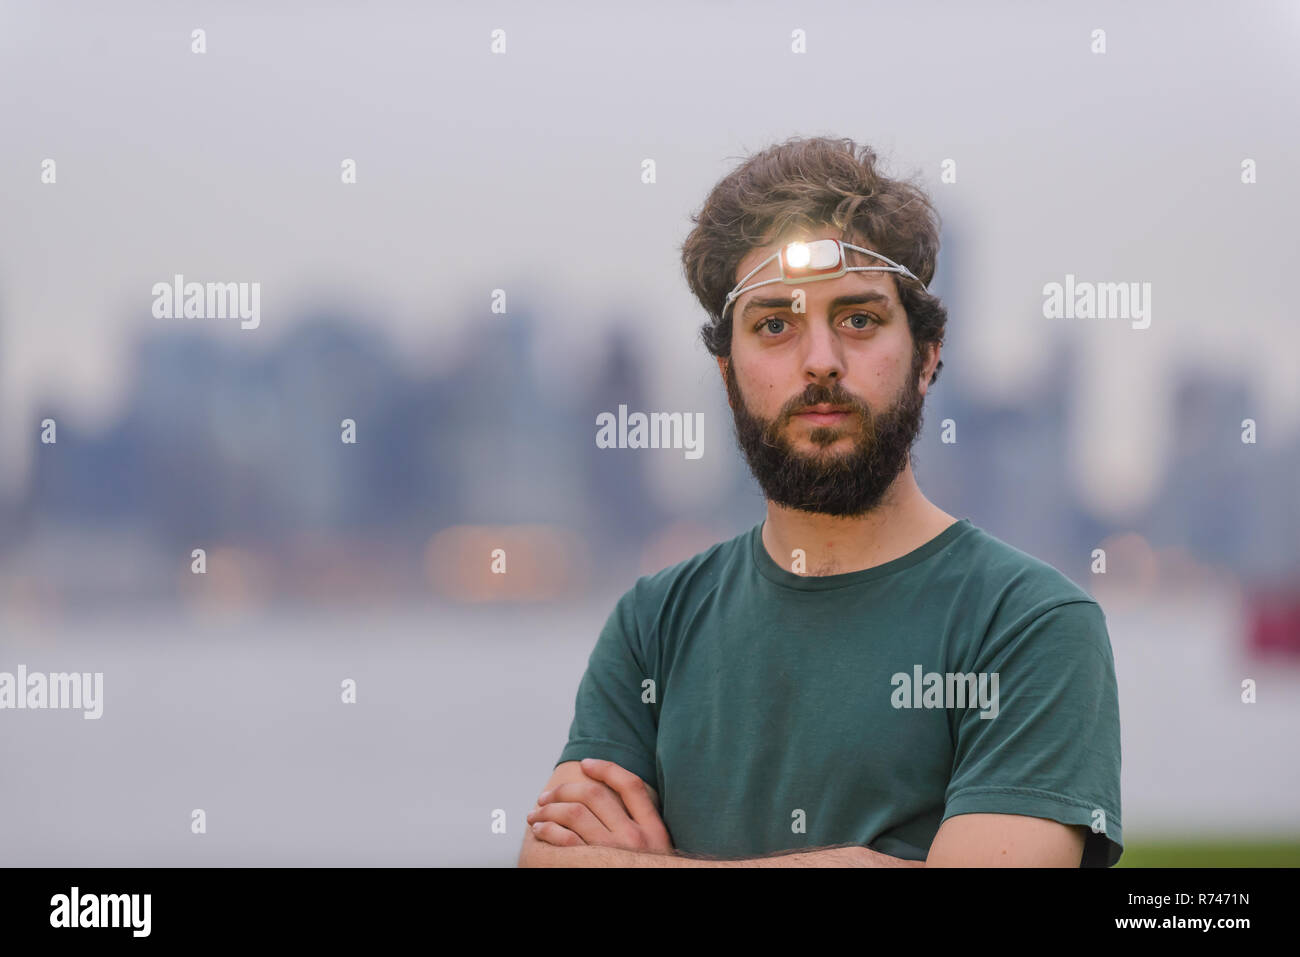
[[784, 242, 811, 268]]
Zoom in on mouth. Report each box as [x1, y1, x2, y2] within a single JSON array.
[[793, 404, 854, 425]]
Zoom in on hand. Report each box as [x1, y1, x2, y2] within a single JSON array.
[[526, 758, 674, 854]]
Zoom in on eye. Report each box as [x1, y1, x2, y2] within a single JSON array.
[[756, 316, 788, 336], [842, 312, 882, 330]]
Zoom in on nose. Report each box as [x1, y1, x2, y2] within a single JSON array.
[[801, 315, 845, 384]]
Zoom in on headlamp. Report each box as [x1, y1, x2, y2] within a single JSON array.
[[719, 238, 926, 319]]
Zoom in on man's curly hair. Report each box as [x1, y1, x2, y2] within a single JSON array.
[[680, 136, 947, 385]]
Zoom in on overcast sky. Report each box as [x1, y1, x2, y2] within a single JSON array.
[[2, 0, 1297, 518]]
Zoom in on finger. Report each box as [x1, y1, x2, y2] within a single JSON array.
[[527, 801, 611, 844], [530, 820, 585, 847], [539, 770, 660, 813], [538, 780, 634, 832], [578, 758, 666, 831]]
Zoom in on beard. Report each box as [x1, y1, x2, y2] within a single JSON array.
[[724, 352, 927, 518]]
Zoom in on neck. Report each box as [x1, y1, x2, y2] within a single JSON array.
[[760, 463, 957, 577]]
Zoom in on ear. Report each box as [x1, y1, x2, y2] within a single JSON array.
[[918, 342, 941, 397], [717, 356, 733, 409]]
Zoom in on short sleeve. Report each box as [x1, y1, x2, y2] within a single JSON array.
[[555, 585, 659, 789], [943, 599, 1123, 867]]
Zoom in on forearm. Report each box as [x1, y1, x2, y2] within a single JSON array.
[[675, 844, 920, 867], [518, 831, 921, 867]]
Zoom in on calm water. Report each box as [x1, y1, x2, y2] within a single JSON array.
[[1, 591, 1297, 865]]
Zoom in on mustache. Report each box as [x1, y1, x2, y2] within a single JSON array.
[[759, 387, 874, 454], [778, 386, 870, 423]]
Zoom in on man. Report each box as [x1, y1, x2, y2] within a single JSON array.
[[518, 136, 1122, 867]]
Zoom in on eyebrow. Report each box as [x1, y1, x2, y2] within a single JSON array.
[[740, 291, 892, 319]]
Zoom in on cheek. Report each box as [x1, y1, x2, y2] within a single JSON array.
[[861, 342, 909, 390], [737, 360, 788, 414]]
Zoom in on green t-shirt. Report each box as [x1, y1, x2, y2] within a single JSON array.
[[556, 517, 1123, 866]]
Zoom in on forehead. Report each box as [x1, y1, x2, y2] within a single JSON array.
[[731, 227, 900, 312]]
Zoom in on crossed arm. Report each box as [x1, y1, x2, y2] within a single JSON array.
[[517, 759, 1087, 867]]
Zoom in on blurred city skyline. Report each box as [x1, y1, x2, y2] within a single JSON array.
[[1, 284, 1294, 609]]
